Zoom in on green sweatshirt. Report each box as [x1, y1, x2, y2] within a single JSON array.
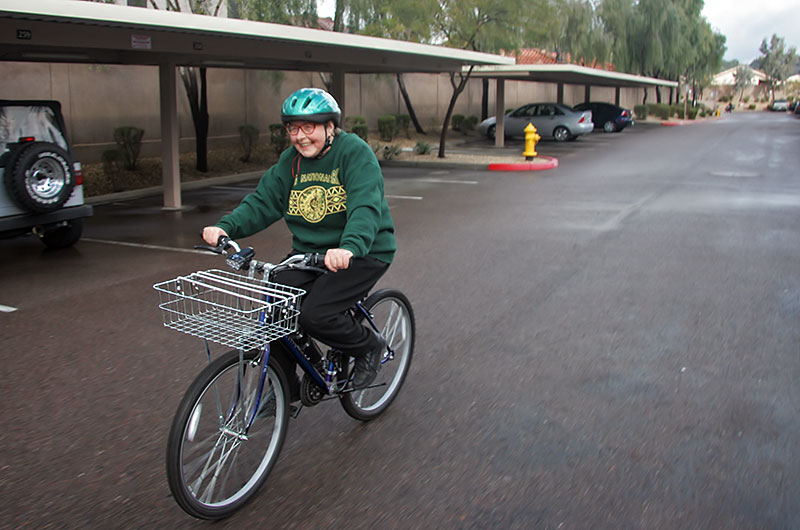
[[216, 131, 396, 263]]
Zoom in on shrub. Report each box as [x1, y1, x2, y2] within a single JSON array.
[[462, 115, 478, 132], [634, 104, 649, 119], [749, 104, 757, 110], [719, 96, 729, 102], [113, 126, 144, 170], [377, 115, 396, 141], [647, 103, 671, 120], [414, 141, 432, 155], [395, 114, 410, 138], [344, 115, 366, 131], [351, 124, 368, 141], [382, 145, 402, 160], [743, 96, 751, 103], [268, 123, 289, 156], [687, 107, 699, 120], [451, 114, 464, 131], [238, 124, 259, 162], [674, 106, 685, 119]]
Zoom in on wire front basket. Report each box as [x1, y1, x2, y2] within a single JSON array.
[[153, 269, 305, 350]]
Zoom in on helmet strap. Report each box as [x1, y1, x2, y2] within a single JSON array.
[[314, 122, 334, 159]]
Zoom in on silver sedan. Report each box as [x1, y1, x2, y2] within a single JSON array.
[[479, 102, 593, 142]]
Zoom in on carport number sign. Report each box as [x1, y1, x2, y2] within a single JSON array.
[[17, 29, 32, 40], [131, 34, 152, 50]]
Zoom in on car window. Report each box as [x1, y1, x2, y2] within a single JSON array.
[[0, 105, 68, 156], [553, 106, 565, 116], [510, 105, 530, 117], [537, 105, 556, 117]]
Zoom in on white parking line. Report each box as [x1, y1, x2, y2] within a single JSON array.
[[82, 238, 209, 254], [413, 178, 478, 185], [0, 304, 18, 313], [386, 194, 423, 200]]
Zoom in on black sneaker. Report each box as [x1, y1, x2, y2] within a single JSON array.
[[352, 334, 386, 390]]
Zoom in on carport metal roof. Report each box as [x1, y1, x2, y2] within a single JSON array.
[[470, 64, 678, 89], [0, 0, 513, 73], [0, 0, 513, 208]]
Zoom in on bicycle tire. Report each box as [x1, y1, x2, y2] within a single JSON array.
[[340, 289, 415, 421], [166, 349, 289, 519]]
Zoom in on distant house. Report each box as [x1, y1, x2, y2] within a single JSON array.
[[711, 66, 767, 87], [708, 66, 770, 103]]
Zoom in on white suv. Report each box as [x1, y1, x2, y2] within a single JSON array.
[[0, 100, 92, 249]]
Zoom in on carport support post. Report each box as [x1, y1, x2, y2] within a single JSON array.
[[615, 87, 621, 106], [557, 83, 564, 104], [329, 69, 346, 121], [494, 78, 505, 148], [159, 62, 181, 210]]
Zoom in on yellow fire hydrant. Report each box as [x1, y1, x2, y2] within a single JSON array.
[[523, 122, 540, 160]]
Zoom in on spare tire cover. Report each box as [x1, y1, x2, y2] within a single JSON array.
[[5, 142, 75, 213]]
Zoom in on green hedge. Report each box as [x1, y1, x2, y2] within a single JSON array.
[[377, 115, 396, 142]]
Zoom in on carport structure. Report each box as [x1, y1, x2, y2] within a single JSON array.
[[471, 64, 679, 147], [0, 0, 514, 208]]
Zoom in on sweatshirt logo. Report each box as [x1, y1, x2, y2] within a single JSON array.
[[288, 185, 347, 223]]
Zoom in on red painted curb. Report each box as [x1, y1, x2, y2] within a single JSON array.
[[489, 156, 559, 171]]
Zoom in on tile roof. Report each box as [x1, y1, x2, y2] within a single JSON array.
[[502, 48, 616, 71]]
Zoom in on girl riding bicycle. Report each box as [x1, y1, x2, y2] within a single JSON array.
[[202, 87, 396, 393]]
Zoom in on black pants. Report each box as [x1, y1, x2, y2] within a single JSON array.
[[274, 255, 389, 356]]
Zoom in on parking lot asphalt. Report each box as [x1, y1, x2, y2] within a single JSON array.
[[1, 111, 799, 529]]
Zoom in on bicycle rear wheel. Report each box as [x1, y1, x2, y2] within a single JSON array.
[[340, 289, 415, 421], [166, 348, 289, 519]]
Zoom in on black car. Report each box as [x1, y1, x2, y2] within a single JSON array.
[[573, 102, 634, 133]]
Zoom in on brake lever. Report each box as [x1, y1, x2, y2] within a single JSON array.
[[194, 244, 223, 254]]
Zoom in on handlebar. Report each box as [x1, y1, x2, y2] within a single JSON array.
[[194, 236, 328, 276]]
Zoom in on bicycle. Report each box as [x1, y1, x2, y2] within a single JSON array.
[[153, 237, 414, 520]]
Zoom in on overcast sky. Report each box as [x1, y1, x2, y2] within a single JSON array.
[[701, 0, 799, 63]]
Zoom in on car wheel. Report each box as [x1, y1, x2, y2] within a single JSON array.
[[38, 219, 83, 249], [603, 120, 617, 133], [553, 126, 570, 142], [5, 142, 75, 213], [487, 125, 496, 140]]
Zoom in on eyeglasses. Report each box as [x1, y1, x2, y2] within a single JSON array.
[[285, 123, 317, 136]]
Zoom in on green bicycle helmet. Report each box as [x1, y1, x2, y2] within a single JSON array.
[[281, 88, 341, 127]]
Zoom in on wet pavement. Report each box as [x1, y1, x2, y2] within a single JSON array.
[[1, 111, 799, 529]]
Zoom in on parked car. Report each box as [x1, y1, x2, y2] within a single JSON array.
[[572, 101, 634, 132], [769, 99, 788, 111], [479, 103, 593, 142], [788, 101, 798, 112], [0, 100, 92, 249]]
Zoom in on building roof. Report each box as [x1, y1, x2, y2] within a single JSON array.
[[502, 48, 616, 72]]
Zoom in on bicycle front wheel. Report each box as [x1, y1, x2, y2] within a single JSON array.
[[166, 349, 289, 520], [340, 289, 415, 421]]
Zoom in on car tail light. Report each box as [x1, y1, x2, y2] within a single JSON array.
[[579, 115, 586, 123], [73, 162, 83, 185], [18, 136, 35, 143], [621, 110, 630, 117]]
